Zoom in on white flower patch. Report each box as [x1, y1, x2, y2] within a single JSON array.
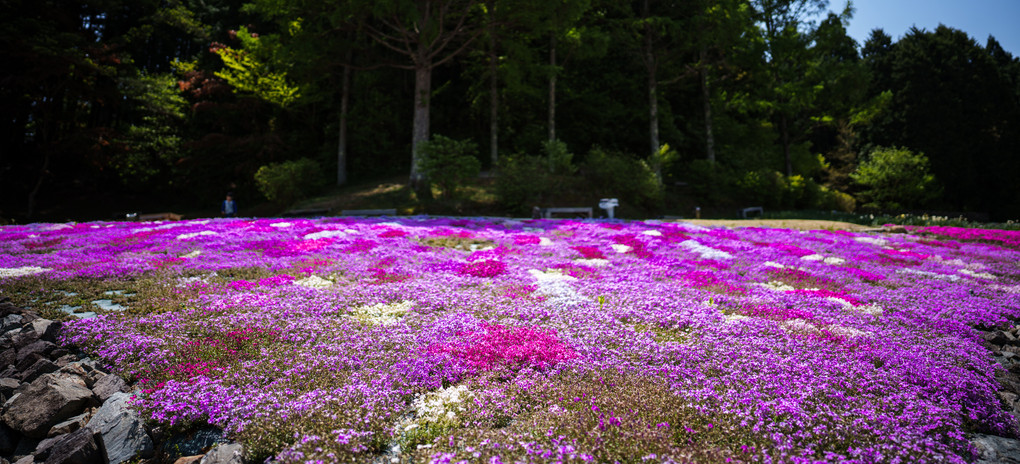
[[176, 272, 218, 286], [800, 254, 824, 261], [826, 325, 873, 339], [270, 222, 293, 228], [897, 268, 961, 282], [854, 236, 888, 247], [42, 224, 72, 231], [0, 266, 50, 278], [349, 300, 412, 325], [303, 230, 348, 240], [610, 244, 633, 254], [528, 269, 586, 308], [181, 250, 202, 258], [679, 240, 732, 260], [762, 261, 787, 269], [858, 304, 884, 316], [575, 259, 609, 267], [295, 275, 334, 289], [826, 297, 854, 308], [641, 230, 663, 236], [757, 281, 796, 292], [723, 313, 750, 324], [782, 318, 820, 334], [539, 237, 553, 247], [959, 269, 996, 280], [674, 222, 710, 232], [468, 244, 494, 252], [411, 385, 471, 423], [176, 231, 218, 240], [823, 257, 845, 265], [993, 285, 1020, 294]]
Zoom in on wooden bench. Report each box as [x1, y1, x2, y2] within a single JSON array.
[[739, 206, 763, 219], [341, 208, 398, 216], [542, 207, 593, 219]]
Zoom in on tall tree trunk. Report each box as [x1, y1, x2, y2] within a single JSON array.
[[337, 51, 353, 186], [410, 58, 432, 194], [644, 0, 661, 185], [27, 151, 50, 219], [548, 34, 556, 143], [488, 7, 499, 171], [700, 47, 715, 163], [780, 114, 792, 177]]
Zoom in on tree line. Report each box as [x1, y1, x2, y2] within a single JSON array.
[[2, 0, 1018, 221]]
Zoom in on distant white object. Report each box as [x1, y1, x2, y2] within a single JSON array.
[[599, 198, 619, 219]]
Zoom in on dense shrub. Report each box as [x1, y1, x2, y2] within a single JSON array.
[[254, 158, 324, 205], [495, 155, 557, 215], [582, 147, 663, 212], [851, 146, 940, 210], [543, 139, 576, 175], [418, 135, 482, 200]]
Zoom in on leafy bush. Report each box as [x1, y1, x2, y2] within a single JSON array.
[[495, 155, 557, 215], [543, 139, 576, 175], [582, 147, 663, 212], [254, 158, 324, 205], [850, 146, 940, 210], [418, 135, 482, 200]]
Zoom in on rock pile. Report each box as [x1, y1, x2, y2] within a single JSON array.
[[976, 326, 1020, 463], [0, 300, 241, 464]]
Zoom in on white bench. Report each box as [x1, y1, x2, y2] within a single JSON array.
[[740, 206, 763, 218], [542, 207, 593, 219]]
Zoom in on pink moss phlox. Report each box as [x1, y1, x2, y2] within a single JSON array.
[[258, 274, 295, 287], [344, 239, 378, 253], [883, 249, 929, 260], [459, 259, 507, 278], [432, 323, 577, 370], [745, 304, 815, 321], [229, 280, 256, 291], [571, 246, 606, 260], [768, 243, 816, 257], [513, 234, 541, 245]]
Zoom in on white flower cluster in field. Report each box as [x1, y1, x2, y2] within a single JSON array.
[[642, 230, 663, 236], [269, 222, 292, 228], [176, 230, 218, 240], [529, 269, 585, 308], [762, 261, 787, 269], [959, 269, 996, 280], [303, 230, 351, 240], [348, 300, 412, 325], [800, 254, 845, 265], [610, 244, 632, 254], [679, 240, 732, 260], [854, 236, 888, 247], [402, 385, 471, 432], [575, 258, 609, 267], [181, 250, 202, 258], [757, 281, 797, 292], [0, 266, 50, 278], [897, 268, 961, 282], [296, 275, 334, 289], [539, 237, 553, 246]]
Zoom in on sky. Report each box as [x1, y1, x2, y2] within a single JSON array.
[[826, 0, 1020, 57]]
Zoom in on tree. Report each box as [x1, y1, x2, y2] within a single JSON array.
[[850, 146, 938, 210], [360, 0, 487, 193], [749, 0, 827, 177]]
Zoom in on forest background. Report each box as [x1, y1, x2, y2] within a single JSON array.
[[2, 0, 1019, 222]]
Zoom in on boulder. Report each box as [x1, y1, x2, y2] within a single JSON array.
[[1, 374, 95, 438], [47, 411, 90, 438], [10, 331, 39, 350], [16, 341, 56, 364], [42, 428, 105, 464], [162, 427, 225, 461], [0, 315, 23, 333], [20, 359, 59, 384], [29, 320, 60, 343], [85, 392, 152, 464], [0, 424, 16, 455], [973, 434, 1020, 463], [89, 376, 126, 404], [0, 378, 20, 398], [174, 456, 204, 464], [198, 443, 243, 464], [0, 350, 15, 370]]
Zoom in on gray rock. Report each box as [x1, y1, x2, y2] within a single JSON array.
[[29, 321, 60, 344], [12, 455, 32, 464], [198, 443, 243, 464], [0, 315, 24, 333], [16, 341, 56, 363], [89, 376, 126, 404], [11, 331, 39, 350], [973, 434, 1020, 463], [42, 428, 105, 464], [14, 354, 44, 374], [20, 359, 59, 384], [162, 427, 225, 460], [47, 411, 90, 438], [33, 435, 63, 461], [85, 392, 152, 464], [0, 378, 20, 397], [12, 436, 41, 461], [1, 374, 95, 438], [0, 349, 15, 370]]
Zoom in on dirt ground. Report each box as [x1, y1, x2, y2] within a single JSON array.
[[677, 219, 877, 232]]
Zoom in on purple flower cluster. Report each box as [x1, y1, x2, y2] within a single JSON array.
[[0, 217, 1018, 462]]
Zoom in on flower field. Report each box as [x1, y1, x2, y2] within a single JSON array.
[[1, 217, 1019, 463]]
